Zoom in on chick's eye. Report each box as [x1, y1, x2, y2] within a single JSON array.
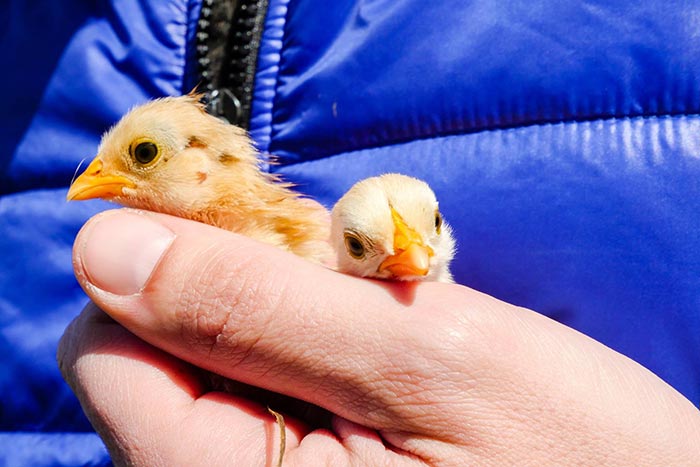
[[344, 234, 366, 259], [132, 141, 159, 165], [435, 211, 443, 234]]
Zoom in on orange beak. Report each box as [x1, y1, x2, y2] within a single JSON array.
[[378, 207, 434, 277], [66, 158, 135, 201]]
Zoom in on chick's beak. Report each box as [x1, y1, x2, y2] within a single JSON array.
[[378, 208, 434, 277], [66, 158, 135, 201]]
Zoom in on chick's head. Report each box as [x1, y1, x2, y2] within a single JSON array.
[[66, 94, 260, 218], [331, 173, 455, 283]]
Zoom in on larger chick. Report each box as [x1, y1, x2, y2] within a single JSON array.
[[67, 94, 331, 264], [331, 173, 456, 283]]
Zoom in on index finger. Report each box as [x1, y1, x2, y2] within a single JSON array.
[[71, 209, 497, 436]]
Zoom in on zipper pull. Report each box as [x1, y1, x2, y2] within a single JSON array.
[[206, 88, 242, 125]]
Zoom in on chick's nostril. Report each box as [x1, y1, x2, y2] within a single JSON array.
[[85, 158, 104, 176]]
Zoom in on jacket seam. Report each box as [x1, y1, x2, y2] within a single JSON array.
[[277, 111, 700, 167]]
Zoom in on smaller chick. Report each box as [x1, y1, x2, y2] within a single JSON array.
[[331, 173, 455, 283]]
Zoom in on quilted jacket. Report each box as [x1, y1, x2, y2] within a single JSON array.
[[2, 0, 699, 465]]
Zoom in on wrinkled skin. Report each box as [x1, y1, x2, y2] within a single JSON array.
[[58, 209, 700, 467]]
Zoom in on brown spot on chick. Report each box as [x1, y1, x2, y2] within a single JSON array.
[[187, 136, 208, 149], [218, 153, 238, 165]]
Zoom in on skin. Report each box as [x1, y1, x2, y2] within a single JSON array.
[[58, 209, 700, 466]]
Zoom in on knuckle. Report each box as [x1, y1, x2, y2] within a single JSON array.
[[168, 246, 277, 367]]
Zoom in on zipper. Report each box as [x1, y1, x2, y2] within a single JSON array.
[[194, 0, 270, 129]]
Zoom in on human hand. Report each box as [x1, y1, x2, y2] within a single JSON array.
[[58, 209, 700, 466]]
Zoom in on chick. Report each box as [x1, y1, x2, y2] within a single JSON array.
[[67, 94, 331, 264], [331, 173, 456, 283], [67, 94, 334, 461]]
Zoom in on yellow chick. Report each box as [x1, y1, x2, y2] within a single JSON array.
[[67, 94, 331, 264], [331, 173, 456, 283]]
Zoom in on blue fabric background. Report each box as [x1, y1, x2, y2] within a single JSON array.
[[1, 0, 698, 465]]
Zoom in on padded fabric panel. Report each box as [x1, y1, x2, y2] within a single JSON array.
[[252, 0, 700, 162]]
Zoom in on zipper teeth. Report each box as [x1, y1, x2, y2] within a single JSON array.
[[193, 0, 269, 128], [225, 0, 269, 126], [195, 0, 215, 94]]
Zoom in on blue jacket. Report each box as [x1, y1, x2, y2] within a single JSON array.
[[2, 0, 699, 465]]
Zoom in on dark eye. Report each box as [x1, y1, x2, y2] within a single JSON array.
[[435, 211, 443, 234], [131, 141, 159, 165], [344, 233, 366, 259]]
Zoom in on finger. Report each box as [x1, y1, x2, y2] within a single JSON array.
[[70, 208, 487, 434], [57, 301, 305, 466]]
